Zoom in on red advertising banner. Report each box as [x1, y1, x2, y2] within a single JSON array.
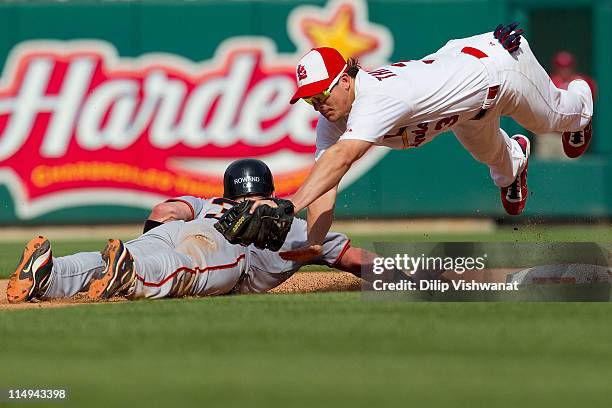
[[0, 0, 391, 219]]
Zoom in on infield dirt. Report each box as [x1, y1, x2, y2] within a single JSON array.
[[0, 271, 362, 310]]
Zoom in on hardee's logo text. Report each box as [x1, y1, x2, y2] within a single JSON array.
[[0, 0, 393, 219], [0, 40, 317, 216], [0, 43, 317, 162]]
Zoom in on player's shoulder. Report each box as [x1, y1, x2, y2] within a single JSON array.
[[354, 68, 411, 100], [165, 195, 206, 206], [168, 195, 209, 201], [169, 196, 224, 210], [352, 71, 412, 112]]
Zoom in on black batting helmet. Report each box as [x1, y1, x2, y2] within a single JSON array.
[[223, 158, 275, 199]]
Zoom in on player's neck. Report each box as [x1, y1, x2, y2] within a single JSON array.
[[347, 77, 356, 115]]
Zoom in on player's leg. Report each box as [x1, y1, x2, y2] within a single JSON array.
[[87, 220, 245, 300], [453, 118, 526, 187], [501, 39, 592, 133], [127, 237, 198, 299], [559, 80, 593, 158], [87, 221, 198, 300], [127, 219, 247, 298], [173, 219, 247, 296], [43, 252, 105, 299], [86, 236, 197, 300], [500, 39, 593, 156], [6, 235, 116, 302], [453, 118, 530, 215]]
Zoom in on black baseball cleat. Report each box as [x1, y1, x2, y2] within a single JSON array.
[[501, 135, 530, 216], [88, 239, 136, 300], [562, 118, 592, 158], [7, 236, 53, 303]]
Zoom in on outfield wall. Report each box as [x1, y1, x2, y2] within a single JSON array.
[[0, 0, 609, 224]]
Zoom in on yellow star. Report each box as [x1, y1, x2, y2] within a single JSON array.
[[301, 4, 379, 59]]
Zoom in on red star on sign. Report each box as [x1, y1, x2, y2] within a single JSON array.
[[299, 4, 380, 59]]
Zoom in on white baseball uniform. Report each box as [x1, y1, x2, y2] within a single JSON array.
[[315, 32, 593, 187], [42, 196, 350, 299]]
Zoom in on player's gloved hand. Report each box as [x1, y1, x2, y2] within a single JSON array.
[[214, 198, 294, 251], [280, 244, 323, 262], [494, 22, 523, 54]]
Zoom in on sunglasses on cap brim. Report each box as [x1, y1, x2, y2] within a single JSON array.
[[302, 64, 347, 105]]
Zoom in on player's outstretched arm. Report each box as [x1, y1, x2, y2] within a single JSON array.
[[335, 246, 408, 283], [291, 139, 372, 213], [280, 187, 338, 262], [251, 139, 371, 253], [307, 186, 338, 245], [143, 201, 194, 232], [334, 246, 377, 277]]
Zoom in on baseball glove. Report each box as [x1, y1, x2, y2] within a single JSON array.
[[214, 198, 294, 251]]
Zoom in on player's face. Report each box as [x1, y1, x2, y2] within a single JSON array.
[[309, 74, 353, 122]]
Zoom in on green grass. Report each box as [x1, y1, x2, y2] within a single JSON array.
[[0, 224, 611, 407], [0, 296, 611, 407]]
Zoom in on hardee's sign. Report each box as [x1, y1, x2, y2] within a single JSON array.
[[0, 0, 392, 219]]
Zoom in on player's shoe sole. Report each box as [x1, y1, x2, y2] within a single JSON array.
[[562, 118, 592, 158], [87, 239, 136, 300], [6, 236, 53, 303], [501, 135, 530, 216]]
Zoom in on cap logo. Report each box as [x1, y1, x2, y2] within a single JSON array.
[[297, 64, 307, 80]]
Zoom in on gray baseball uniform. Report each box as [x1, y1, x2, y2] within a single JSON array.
[[42, 196, 349, 299]]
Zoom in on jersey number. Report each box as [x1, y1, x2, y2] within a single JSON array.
[[385, 115, 459, 148]]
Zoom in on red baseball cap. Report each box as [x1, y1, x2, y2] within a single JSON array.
[[290, 47, 347, 104]]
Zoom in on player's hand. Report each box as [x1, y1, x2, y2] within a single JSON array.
[[494, 22, 523, 54], [214, 198, 294, 251], [249, 199, 279, 212], [279, 244, 323, 262]]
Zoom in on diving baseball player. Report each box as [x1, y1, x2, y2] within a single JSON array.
[[252, 23, 593, 259], [6, 159, 374, 302]]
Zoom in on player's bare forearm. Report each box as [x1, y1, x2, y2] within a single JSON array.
[[336, 246, 407, 283], [335, 246, 377, 277], [277, 190, 335, 260], [148, 201, 193, 222], [292, 139, 372, 212], [307, 187, 337, 245]]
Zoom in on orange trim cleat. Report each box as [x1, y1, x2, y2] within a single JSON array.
[[7, 236, 53, 303], [88, 239, 136, 300]]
